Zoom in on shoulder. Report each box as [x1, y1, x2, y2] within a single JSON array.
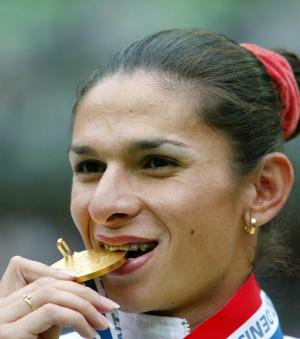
[[60, 332, 83, 339]]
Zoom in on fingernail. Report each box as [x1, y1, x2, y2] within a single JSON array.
[[101, 296, 120, 309], [55, 268, 77, 278], [105, 319, 116, 330]]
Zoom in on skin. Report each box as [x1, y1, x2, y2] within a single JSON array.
[[70, 70, 285, 328], [0, 71, 293, 338], [0, 256, 117, 338]]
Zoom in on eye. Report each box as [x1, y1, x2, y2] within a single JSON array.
[[74, 160, 106, 175], [143, 156, 179, 170]]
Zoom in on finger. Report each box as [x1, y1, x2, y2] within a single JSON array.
[[0, 276, 73, 310], [15, 304, 103, 339], [53, 280, 120, 312], [44, 290, 110, 330], [0, 278, 112, 328], [0, 256, 76, 297], [0, 295, 32, 324], [0, 277, 119, 315], [0, 288, 110, 330]]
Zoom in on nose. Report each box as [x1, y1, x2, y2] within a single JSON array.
[[88, 166, 142, 228]]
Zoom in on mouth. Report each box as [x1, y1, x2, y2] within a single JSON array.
[[97, 238, 159, 276], [99, 241, 158, 259]]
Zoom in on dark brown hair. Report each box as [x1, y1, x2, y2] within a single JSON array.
[[73, 29, 300, 273]]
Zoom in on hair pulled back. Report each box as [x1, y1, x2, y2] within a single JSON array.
[[74, 29, 300, 273]]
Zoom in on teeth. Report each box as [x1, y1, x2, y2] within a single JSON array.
[[131, 244, 139, 251], [100, 242, 156, 252], [140, 244, 148, 251], [139, 243, 155, 251]]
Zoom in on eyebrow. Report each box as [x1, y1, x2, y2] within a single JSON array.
[[69, 138, 190, 156]]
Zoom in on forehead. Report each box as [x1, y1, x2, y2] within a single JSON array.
[[73, 71, 218, 147]]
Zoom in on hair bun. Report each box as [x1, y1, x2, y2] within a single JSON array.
[[241, 44, 300, 141], [274, 49, 300, 140]]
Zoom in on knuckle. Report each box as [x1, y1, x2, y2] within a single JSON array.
[[56, 279, 73, 288], [72, 312, 85, 326], [78, 284, 96, 298], [35, 276, 55, 287], [36, 285, 55, 304], [81, 298, 91, 309], [9, 255, 24, 267], [40, 303, 56, 319], [78, 298, 94, 315]]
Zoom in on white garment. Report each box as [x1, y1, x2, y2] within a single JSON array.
[[61, 310, 190, 339], [61, 333, 297, 339], [60, 309, 298, 339], [60, 278, 298, 339], [60, 330, 298, 339]]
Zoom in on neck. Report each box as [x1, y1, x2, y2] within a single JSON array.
[[152, 268, 253, 330]]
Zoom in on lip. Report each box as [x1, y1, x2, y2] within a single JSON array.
[[95, 234, 158, 276], [108, 246, 157, 276], [95, 234, 157, 245]]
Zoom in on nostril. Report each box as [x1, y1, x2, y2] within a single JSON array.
[[107, 213, 128, 223]]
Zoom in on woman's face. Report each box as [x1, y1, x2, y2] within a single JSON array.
[[70, 72, 252, 318]]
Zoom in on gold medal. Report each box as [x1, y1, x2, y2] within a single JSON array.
[[51, 238, 127, 283]]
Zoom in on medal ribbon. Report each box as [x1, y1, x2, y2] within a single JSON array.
[[185, 275, 283, 339]]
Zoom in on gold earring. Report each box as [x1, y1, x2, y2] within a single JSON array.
[[244, 217, 257, 235]]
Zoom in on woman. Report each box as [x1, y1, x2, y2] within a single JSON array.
[[0, 29, 299, 339]]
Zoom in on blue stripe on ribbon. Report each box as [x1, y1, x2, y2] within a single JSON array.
[[96, 329, 114, 339], [270, 325, 284, 339], [83, 280, 114, 339]]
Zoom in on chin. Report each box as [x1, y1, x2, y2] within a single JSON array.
[[114, 299, 154, 314], [103, 282, 157, 314]]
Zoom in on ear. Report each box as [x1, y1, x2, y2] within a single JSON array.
[[244, 152, 294, 226]]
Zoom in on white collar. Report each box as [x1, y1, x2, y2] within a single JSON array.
[[116, 310, 191, 339], [60, 311, 190, 339]]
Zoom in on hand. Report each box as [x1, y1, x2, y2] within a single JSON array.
[[0, 256, 118, 339]]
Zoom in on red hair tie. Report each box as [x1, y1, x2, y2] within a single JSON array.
[[241, 43, 300, 140]]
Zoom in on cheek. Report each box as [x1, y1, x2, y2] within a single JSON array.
[[156, 174, 234, 217], [154, 174, 241, 253], [70, 183, 94, 247]]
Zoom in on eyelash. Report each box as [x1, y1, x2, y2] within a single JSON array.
[[142, 155, 179, 170], [74, 160, 105, 175], [73, 156, 179, 176]]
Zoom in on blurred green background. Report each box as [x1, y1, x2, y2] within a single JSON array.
[[0, 0, 299, 335]]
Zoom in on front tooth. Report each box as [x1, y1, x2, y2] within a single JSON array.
[[139, 244, 148, 251], [101, 242, 156, 252], [102, 243, 121, 251]]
